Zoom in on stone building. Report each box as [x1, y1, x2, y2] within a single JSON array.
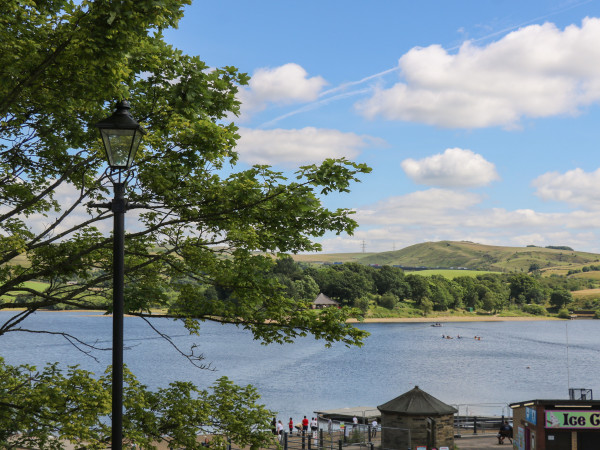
[[377, 386, 457, 450]]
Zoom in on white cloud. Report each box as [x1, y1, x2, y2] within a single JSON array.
[[321, 187, 600, 253], [238, 63, 327, 117], [356, 17, 600, 128], [401, 148, 499, 187], [533, 167, 600, 208], [236, 127, 377, 166], [0, 182, 111, 239], [357, 189, 482, 226]]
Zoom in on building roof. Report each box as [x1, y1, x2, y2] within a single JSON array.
[[510, 399, 600, 408], [313, 293, 339, 306], [314, 406, 380, 421], [377, 386, 458, 416]]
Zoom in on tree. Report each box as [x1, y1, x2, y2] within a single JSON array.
[[0, 358, 273, 449], [273, 255, 304, 280], [0, 0, 370, 446], [508, 274, 543, 305], [372, 265, 407, 298], [405, 274, 430, 306], [454, 276, 481, 310], [293, 275, 320, 301], [549, 289, 573, 309], [318, 264, 375, 304], [428, 276, 453, 311]]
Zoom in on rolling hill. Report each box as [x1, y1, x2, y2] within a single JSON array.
[[292, 241, 600, 273]]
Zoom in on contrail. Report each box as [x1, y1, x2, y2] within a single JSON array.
[[319, 66, 400, 98], [447, 0, 594, 50], [259, 88, 372, 129], [259, 0, 594, 128]]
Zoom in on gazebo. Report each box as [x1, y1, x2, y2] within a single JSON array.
[[312, 293, 340, 309], [377, 386, 457, 450]]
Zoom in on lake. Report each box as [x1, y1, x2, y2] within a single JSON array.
[[1, 311, 599, 422]]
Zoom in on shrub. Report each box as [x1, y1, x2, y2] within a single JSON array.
[[379, 292, 399, 310], [522, 304, 547, 315], [353, 297, 370, 313], [557, 309, 571, 319]]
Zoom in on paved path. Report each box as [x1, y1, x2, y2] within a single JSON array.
[[455, 434, 511, 449]]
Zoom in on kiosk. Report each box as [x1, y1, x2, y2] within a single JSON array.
[[510, 398, 600, 450]]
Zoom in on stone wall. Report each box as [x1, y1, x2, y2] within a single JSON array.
[[380, 412, 455, 449]]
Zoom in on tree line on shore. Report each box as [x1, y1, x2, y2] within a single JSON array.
[[230, 257, 596, 317], [23, 256, 598, 317]]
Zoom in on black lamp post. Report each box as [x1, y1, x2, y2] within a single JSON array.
[[94, 100, 145, 450]]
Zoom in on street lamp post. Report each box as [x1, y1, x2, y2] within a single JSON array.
[[94, 100, 145, 450]]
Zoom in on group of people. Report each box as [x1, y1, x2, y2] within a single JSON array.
[[441, 334, 482, 340], [271, 415, 318, 440]]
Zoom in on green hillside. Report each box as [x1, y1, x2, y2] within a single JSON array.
[[294, 241, 600, 272]]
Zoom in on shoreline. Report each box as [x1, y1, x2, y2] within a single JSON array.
[[2, 308, 565, 323], [348, 315, 562, 323]]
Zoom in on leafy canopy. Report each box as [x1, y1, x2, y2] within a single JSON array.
[[0, 0, 370, 447], [0, 358, 273, 449], [0, 0, 369, 342]]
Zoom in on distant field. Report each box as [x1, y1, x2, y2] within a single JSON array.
[[408, 269, 496, 278], [292, 253, 374, 263], [570, 271, 600, 280], [572, 288, 600, 299], [1, 280, 49, 300]]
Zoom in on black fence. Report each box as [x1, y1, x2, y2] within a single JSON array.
[[259, 416, 512, 450], [454, 415, 510, 436], [265, 423, 381, 450]]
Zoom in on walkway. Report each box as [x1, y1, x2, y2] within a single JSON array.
[[456, 434, 509, 449]]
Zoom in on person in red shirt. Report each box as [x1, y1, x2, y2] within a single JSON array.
[[302, 416, 309, 433], [289, 417, 294, 435]]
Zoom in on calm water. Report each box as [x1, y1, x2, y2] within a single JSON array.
[[2, 311, 600, 421]]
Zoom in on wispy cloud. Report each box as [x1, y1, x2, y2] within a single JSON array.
[[255, 1, 596, 129]]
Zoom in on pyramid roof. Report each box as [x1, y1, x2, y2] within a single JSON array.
[[377, 386, 457, 416], [313, 293, 339, 306]]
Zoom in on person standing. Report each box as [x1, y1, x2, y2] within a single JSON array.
[[371, 419, 378, 438], [277, 420, 284, 441], [271, 417, 277, 435], [302, 415, 309, 433], [288, 417, 294, 435], [311, 417, 318, 433]]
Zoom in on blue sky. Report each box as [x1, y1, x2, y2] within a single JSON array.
[[163, 0, 600, 254]]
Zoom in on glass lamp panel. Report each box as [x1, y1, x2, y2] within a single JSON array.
[[100, 129, 136, 169], [129, 130, 142, 167]]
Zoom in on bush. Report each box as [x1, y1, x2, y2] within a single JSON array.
[[379, 292, 399, 310], [420, 298, 434, 315], [557, 309, 571, 319], [522, 304, 547, 315], [353, 297, 370, 313]]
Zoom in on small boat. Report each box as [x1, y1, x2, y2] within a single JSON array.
[[431, 323, 442, 327]]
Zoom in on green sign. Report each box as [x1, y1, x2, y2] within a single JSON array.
[[545, 410, 600, 429]]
